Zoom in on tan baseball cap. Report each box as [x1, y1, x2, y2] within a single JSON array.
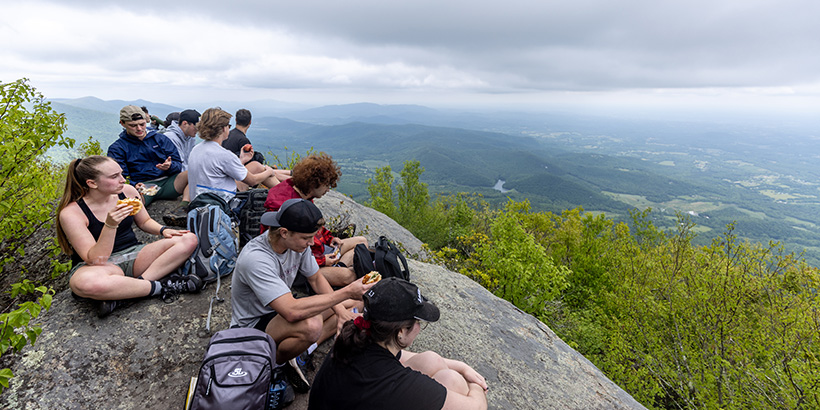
[[120, 105, 146, 122]]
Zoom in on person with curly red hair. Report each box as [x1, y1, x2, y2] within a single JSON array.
[[264, 153, 368, 287]]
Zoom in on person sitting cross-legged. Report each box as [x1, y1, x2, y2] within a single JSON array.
[[107, 105, 189, 207], [56, 156, 202, 318]]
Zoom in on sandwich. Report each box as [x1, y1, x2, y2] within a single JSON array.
[[117, 197, 142, 216]]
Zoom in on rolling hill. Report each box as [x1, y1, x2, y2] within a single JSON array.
[[48, 98, 820, 264]]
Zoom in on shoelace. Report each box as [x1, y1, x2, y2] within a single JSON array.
[[161, 279, 188, 303]]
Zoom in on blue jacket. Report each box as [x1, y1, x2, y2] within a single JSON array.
[[107, 129, 183, 184]]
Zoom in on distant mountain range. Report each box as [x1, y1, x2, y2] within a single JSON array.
[[47, 96, 820, 265]]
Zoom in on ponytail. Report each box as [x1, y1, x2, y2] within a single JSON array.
[[55, 156, 112, 254], [331, 317, 416, 365]]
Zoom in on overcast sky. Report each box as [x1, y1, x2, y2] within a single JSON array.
[[3, 0, 820, 115]]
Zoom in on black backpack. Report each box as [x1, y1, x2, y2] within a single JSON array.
[[354, 236, 410, 280], [352, 244, 375, 279], [230, 188, 269, 248]]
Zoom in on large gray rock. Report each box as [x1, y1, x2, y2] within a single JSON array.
[[314, 190, 427, 258], [0, 194, 644, 410]]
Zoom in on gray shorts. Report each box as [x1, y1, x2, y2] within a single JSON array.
[[68, 244, 146, 280]]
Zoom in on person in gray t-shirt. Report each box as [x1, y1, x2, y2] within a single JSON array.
[[230, 198, 375, 367]]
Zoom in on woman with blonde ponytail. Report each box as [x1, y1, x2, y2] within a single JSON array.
[[308, 278, 488, 410], [56, 156, 200, 317]]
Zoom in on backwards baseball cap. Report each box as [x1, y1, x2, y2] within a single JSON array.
[[363, 277, 440, 323], [179, 109, 201, 125], [260, 198, 324, 233], [120, 105, 147, 122]]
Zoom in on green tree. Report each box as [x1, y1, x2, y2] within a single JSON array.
[[398, 160, 428, 217], [468, 200, 570, 320], [596, 215, 820, 409], [366, 165, 396, 217], [0, 79, 70, 392]]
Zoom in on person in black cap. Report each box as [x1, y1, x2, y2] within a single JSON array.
[[308, 277, 489, 410], [230, 198, 374, 393]]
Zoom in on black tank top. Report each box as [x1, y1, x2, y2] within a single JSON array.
[[71, 193, 141, 266]]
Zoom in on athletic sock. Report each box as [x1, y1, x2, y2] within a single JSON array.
[[148, 281, 163, 297]]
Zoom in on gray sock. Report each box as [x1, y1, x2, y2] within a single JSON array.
[[149, 281, 163, 297]]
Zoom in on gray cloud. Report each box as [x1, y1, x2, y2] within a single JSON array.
[[3, 0, 820, 110]]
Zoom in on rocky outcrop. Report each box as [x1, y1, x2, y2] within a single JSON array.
[[0, 192, 645, 410]]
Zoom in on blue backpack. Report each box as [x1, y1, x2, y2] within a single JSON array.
[[183, 204, 238, 282], [181, 203, 238, 331]]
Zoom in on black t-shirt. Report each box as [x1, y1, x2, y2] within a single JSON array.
[[223, 128, 266, 164], [308, 344, 447, 410], [222, 128, 251, 156]]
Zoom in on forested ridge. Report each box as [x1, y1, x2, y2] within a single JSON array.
[[2, 79, 819, 408], [368, 160, 820, 409]]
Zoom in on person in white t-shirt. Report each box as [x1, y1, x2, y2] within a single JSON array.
[[187, 107, 276, 201]]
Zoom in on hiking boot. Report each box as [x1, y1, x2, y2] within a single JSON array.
[[160, 274, 203, 303], [269, 367, 295, 409], [96, 300, 120, 318], [286, 355, 311, 393], [162, 207, 188, 228]]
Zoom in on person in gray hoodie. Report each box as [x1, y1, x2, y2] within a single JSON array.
[[164, 109, 200, 171]]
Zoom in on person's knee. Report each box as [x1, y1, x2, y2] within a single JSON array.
[[70, 269, 113, 298], [345, 236, 367, 247], [178, 231, 198, 251], [303, 315, 323, 343], [246, 161, 263, 172], [415, 351, 447, 371], [320, 267, 355, 286], [432, 369, 469, 394]]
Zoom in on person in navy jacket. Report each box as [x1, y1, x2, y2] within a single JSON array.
[[107, 105, 190, 206]]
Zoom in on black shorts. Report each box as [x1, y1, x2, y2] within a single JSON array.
[[253, 311, 278, 332]]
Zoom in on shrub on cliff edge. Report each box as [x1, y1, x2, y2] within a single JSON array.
[[0, 79, 72, 392]]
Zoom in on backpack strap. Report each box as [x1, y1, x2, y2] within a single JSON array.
[[374, 236, 410, 280]]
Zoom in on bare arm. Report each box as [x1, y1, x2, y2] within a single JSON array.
[[60, 201, 128, 263], [307, 269, 366, 333], [242, 165, 274, 186], [441, 384, 487, 410], [268, 276, 372, 323], [442, 358, 488, 390]]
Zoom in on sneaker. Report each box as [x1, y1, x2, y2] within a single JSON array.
[[162, 207, 188, 228], [294, 350, 314, 372], [160, 274, 203, 303], [96, 300, 120, 318], [269, 367, 295, 409], [286, 355, 311, 393]]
